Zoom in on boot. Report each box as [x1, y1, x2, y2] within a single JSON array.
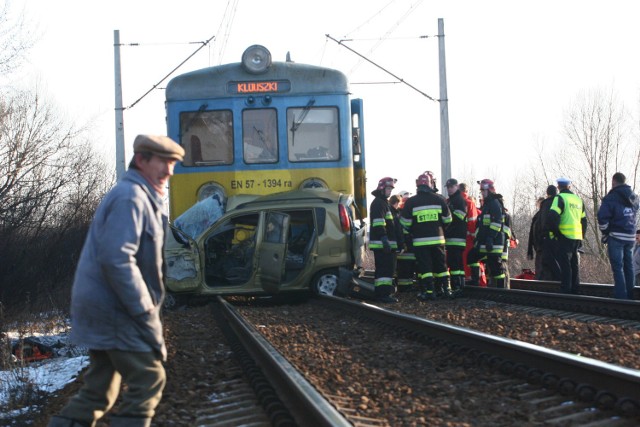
[[417, 280, 436, 301], [452, 276, 464, 296], [441, 277, 454, 299], [110, 416, 152, 427], [468, 266, 480, 286], [434, 283, 444, 298], [47, 416, 91, 427]]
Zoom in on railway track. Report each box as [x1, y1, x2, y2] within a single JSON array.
[[208, 295, 640, 426], [508, 278, 640, 300]]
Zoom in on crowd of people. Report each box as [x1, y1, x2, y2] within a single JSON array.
[[526, 172, 639, 300], [368, 172, 513, 303], [370, 171, 640, 304]]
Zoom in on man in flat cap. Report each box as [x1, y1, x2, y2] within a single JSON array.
[[49, 135, 184, 427], [545, 177, 587, 294]]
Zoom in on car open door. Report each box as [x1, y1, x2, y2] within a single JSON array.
[[164, 224, 202, 293], [258, 212, 290, 293]]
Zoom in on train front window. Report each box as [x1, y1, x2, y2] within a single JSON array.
[[179, 110, 233, 166], [243, 109, 278, 164], [287, 107, 339, 162]]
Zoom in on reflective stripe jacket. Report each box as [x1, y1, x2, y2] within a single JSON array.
[[597, 184, 639, 242], [445, 189, 467, 247], [400, 190, 452, 246], [548, 190, 586, 240], [475, 192, 506, 254], [369, 194, 398, 250]]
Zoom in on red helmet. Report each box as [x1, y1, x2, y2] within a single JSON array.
[[376, 177, 397, 191], [416, 172, 434, 188], [477, 178, 495, 191]]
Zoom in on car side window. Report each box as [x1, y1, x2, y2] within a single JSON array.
[[264, 212, 288, 243]]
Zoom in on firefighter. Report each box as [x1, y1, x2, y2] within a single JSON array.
[[459, 183, 486, 286], [545, 177, 587, 294], [470, 179, 508, 288], [444, 178, 467, 296], [394, 190, 416, 291], [369, 177, 399, 303], [400, 172, 453, 300]]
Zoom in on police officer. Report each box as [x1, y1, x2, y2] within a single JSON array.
[[470, 179, 508, 288], [444, 178, 467, 296], [545, 177, 587, 294], [369, 177, 399, 303], [400, 172, 452, 300]]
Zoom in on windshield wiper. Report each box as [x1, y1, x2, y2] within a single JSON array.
[[290, 99, 316, 146]]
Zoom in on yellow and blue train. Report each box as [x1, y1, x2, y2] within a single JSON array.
[[165, 45, 367, 220]]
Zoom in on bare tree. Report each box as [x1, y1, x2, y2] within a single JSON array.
[[0, 0, 36, 77], [0, 88, 113, 306], [561, 88, 630, 262]]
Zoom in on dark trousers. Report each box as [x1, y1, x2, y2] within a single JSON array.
[[373, 249, 396, 297], [59, 350, 165, 423], [414, 245, 447, 288], [540, 237, 561, 281], [555, 238, 581, 294]]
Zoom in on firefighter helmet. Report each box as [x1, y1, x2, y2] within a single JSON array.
[[477, 178, 495, 191], [416, 172, 434, 188], [376, 177, 397, 191]]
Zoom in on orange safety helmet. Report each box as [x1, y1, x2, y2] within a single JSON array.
[[376, 177, 397, 191]]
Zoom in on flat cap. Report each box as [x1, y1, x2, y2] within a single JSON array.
[[133, 134, 184, 161], [445, 178, 458, 187], [556, 177, 571, 185]]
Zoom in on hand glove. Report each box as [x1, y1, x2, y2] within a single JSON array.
[[381, 235, 391, 253], [485, 237, 494, 252], [601, 234, 608, 245]]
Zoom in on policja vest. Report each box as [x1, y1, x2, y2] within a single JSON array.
[[550, 192, 585, 240]]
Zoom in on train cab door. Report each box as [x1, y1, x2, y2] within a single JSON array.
[[258, 212, 290, 293], [350, 98, 367, 219]]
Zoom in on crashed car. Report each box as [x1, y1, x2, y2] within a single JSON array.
[[164, 189, 366, 308]]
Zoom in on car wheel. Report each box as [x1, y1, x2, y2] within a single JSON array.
[[311, 270, 339, 296]]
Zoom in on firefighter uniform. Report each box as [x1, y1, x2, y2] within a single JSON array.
[[470, 179, 508, 288], [369, 177, 399, 302], [400, 173, 452, 300], [444, 179, 467, 295], [546, 178, 586, 294]]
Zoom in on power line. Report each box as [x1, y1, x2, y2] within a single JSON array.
[[124, 34, 215, 110], [325, 33, 438, 102]]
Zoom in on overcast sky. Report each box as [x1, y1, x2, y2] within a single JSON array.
[[16, 0, 640, 197]]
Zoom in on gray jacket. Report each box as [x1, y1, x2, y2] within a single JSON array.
[[634, 244, 640, 276], [70, 169, 167, 360]]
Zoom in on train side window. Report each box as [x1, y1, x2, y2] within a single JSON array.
[[287, 107, 339, 162], [180, 110, 233, 166], [243, 109, 278, 164]]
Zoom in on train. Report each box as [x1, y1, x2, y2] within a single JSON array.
[[165, 44, 368, 221]]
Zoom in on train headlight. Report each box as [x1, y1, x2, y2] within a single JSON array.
[[197, 182, 227, 207], [241, 45, 272, 74], [300, 178, 329, 190]]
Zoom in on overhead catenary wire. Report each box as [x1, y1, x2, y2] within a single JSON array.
[[124, 34, 215, 110], [325, 33, 438, 102]]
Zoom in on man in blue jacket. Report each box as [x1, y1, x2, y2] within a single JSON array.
[[597, 172, 639, 300], [48, 135, 185, 427]]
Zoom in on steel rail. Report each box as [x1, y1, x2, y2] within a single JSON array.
[[216, 296, 353, 427], [315, 295, 640, 413], [463, 286, 640, 321]]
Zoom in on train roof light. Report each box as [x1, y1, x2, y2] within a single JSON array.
[[241, 45, 272, 74]]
